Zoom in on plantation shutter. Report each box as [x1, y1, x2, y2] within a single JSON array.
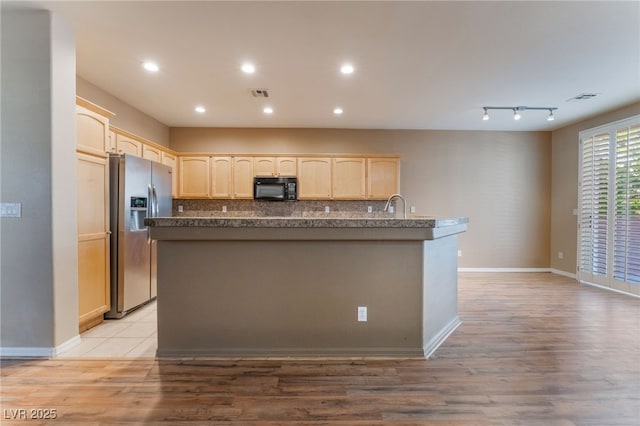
[[578, 116, 640, 295], [579, 133, 610, 283], [614, 125, 640, 285]]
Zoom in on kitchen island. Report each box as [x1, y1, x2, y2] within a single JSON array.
[[146, 216, 468, 358]]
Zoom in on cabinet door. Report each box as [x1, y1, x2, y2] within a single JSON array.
[[254, 157, 276, 177], [77, 152, 110, 327], [76, 105, 109, 155], [332, 158, 366, 199], [233, 157, 254, 199], [368, 158, 400, 199], [277, 157, 297, 176], [179, 156, 210, 198], [297, 158, 332, 199], [116, 134, 142, 156], [161, 151, 178, 198], [108, 131, 117, 153], [211, 156, 232, 198], [142, 144, 162, 162]]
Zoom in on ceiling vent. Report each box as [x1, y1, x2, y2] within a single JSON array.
[[251, 89, 269, 98], [567, 93, 598, 102]]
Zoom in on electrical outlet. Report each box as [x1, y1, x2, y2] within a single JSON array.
[[325, 206, 330, 213], [357, 306, 367, 322], [558, 251, 564, 259], [410, 206, 416, 213], [388, 206, 394, 213], [367, 206, 373, 213], [457, 250, 462, 257], [222, 206, 227, 213], [178, 205, 184, 213]]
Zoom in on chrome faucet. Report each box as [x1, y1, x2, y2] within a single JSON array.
[[384, 193, 407, 219]]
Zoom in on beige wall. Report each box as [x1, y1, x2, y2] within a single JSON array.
[[171, 128, 552, 268], [1, 9, 78, 351], [76, 76, 170, 146], [550, 101, 640, 275]]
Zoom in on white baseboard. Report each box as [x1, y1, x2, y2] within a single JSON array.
[[458, 268, 551, 273], [0, 335, 81, 358], [580, 280, 640, 299], [423, 316, 462, 359], [52, 335, 81, 356], [550, 269, 577, 279]]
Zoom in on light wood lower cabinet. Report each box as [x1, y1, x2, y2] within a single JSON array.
[[76, 152, 110, 331]]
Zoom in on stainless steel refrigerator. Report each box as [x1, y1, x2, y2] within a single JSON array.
[[106, 154, 172, 319]]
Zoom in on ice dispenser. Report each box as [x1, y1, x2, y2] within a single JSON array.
[[130, 196, 148, 231]]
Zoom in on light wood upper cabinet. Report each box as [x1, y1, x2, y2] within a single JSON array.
[[142, 144, 162, 162], [76, 104, 111, 156], [254, 157, 276, 176], [179, 156, 210, 198], [333, 158, 366, 199], [211, 156, 232, 198], [297, 157, 332, 199], [233, 157, 254, 199], [115, 133, 142, 156], [368, 158, 400, 199], [161, 151, 178, 198], [277, 157, 297, 176], [108, 130, 117, 153], [253, 157, 297, 177]]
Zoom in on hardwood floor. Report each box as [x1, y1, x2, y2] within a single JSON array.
[[2, 273, 639, 425]]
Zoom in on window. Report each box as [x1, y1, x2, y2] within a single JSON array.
[[578, 116, 640, 296]]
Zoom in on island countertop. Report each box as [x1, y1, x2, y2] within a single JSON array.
[[145, 216, 468, 228], [145, 216, 468, 241]]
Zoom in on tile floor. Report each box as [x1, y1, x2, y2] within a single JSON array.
[[58, 301, 157, 358]]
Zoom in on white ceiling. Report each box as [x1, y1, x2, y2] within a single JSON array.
[[18, 1, 640, 131]]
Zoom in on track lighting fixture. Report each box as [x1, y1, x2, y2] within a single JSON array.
[[513, 108, 521, 120], [482, 106, 558, 122]]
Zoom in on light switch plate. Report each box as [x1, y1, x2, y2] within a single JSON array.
[[357, 306, 367, 322], [0, 202, 21, 218]]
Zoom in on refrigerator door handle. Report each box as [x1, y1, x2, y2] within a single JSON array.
[[152, 184, 159, 218], [147, 184, 153, 244]]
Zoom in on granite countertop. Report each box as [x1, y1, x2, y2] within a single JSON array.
[[145, 216, 468, 228]]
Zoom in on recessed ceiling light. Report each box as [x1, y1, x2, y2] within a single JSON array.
[[143, 61, 159, 72], [340, 63, 354, 74], [241, 63, 256, 74], [263, 106, 273, 114], [333, 107, 343, 115], [194, 106, 206, 113]]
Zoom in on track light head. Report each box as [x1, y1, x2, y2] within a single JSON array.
[[547, 109, 555, 121], [482, 108, 489, 121], [513, 108, 521, 120]]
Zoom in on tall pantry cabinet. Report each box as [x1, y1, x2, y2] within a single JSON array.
[[75, 97, 114, 332]]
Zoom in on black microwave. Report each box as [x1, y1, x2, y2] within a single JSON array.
[[254, 176, 298, 201]]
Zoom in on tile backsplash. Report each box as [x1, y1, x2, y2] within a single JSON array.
[[172, 199, 396, 218]]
